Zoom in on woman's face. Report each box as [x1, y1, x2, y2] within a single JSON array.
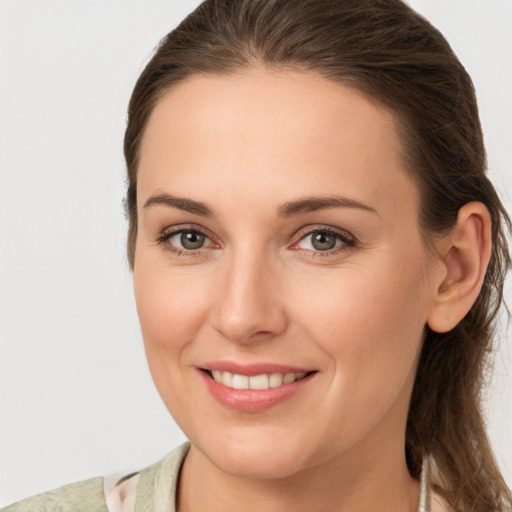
[[134, 69, 440, 478]]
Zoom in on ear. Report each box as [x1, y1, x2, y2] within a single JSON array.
[[427, 202, 492, 333]]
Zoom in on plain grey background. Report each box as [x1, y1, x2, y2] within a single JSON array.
[[1, 0, 511, 506]]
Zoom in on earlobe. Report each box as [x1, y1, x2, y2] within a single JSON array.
[[427, 202, 492, 333]]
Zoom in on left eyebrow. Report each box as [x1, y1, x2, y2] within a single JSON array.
[[276, 195, 379, 217]]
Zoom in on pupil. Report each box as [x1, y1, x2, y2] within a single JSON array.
[[312, 232, 336, 251], [181, 231, 205, 250]]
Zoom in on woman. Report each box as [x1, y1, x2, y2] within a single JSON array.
[[3, 0, 510, 511]]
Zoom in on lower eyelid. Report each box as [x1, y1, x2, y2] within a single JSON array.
[[158, 239, 208, 258]]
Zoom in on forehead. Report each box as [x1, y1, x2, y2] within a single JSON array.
[[138, 68, 419, 221]]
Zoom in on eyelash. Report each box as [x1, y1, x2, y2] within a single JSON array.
[[154, 225, 214, 258], [291, 227, 357, 257], [155, 225, 357, 258]]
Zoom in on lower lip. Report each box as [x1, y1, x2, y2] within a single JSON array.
[[198, 370, 316, 412]]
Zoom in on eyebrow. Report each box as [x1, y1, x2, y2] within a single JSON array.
[[143, 192, 378, 218], [143, 193, 215, 217], [277, 195, 379, 217]]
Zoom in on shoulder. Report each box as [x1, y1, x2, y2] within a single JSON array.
[[1, 442, 191, 512], [134, 441, 190, 511], [1, 477, 108, 512], [107, 442, 191, 512]]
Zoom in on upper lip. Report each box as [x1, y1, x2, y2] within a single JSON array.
[[199, 361, 316, 377]]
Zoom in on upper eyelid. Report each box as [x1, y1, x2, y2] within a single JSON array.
[[158, 224, 215, 240], [293, 225, 356, 243]]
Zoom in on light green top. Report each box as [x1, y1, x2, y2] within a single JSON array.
[[2, 443, 434, 511], [1, 442, 191, 512]]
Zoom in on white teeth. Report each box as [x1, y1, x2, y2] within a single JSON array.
[[232, 374, 250, 390], [269, 373, 283, 388], [249, 374, 269, 390], [209, 370, 309, 389], [222, 371, 233, 387]]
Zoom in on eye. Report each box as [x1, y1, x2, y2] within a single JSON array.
[[156, 226, 215, 255], [293, 228, 356, 255], [172, 230, 207, 250]]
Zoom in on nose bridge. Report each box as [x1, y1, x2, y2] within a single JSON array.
[[212, 243, 286, 343]]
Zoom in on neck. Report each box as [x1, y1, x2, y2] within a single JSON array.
[[176, 437, 420, 512]]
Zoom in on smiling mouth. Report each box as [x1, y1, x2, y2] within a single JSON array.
[[201, 369, 316, 390]]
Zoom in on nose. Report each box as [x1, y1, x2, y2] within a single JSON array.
[[211, 250, 288, 344]]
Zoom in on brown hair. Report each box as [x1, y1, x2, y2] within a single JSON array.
[[124, 1, 511, 510]]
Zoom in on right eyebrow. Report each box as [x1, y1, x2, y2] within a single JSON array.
[[143, 193, 215, 217]]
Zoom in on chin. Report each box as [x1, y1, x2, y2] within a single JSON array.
[[196, 431, 311, 480]]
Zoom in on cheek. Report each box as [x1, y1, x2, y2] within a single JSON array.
[[289, 256, 429, 408], [294, 256, 427, 335], [133, 260, 213, 420], [134, 259, 209, 348], [133, 258, 215, 412]]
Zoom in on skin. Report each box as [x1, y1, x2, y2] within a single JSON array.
[[133, 68, 488, 511]]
